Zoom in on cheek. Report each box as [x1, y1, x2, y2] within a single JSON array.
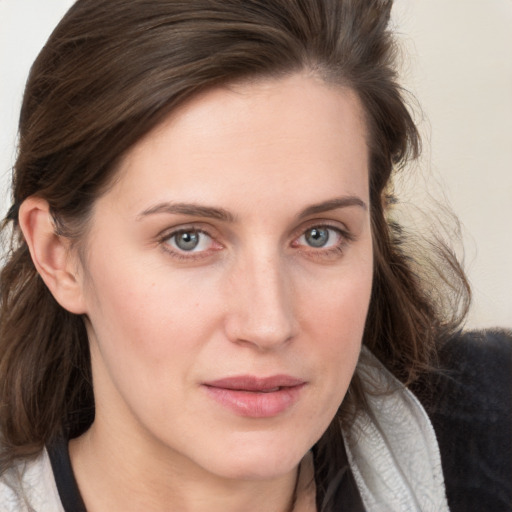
[[298, 247, 373, 381], [291, 271, 371, 448], [81, 260, 223, 421], [85, 267, 217, 362], [301, 250, 373, 334]]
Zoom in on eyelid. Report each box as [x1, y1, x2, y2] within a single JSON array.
[[157, 223, 224, 260], [157, 221, 220, 242], [167, 229, 212, 252], [291, 218, 354, 243], [289, 220, 356, 261], [155, 219, 355, 262]]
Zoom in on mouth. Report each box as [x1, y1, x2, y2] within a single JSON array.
[[202, 375, 306, 418]]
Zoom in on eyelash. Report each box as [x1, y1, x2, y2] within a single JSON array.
[[291, 224, 354, 260], [158, 227, 221, 261], [158, 223, 354, 262]]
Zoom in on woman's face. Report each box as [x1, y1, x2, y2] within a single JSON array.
[[76, 74, 373, 480]]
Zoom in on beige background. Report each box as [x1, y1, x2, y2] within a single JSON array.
[[1, 0, 511, 328]]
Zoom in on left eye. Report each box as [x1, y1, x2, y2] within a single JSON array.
[[166, 230, 213, 252], [296, 226, 342, 249]]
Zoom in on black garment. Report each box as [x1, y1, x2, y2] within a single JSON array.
[[47, 330, 512, 511], [47, 436, 87, 512], [412, 329, 512, 512]]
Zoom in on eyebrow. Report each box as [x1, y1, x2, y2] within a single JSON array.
[[137, 202, 236, 222], [137, 195, 367, 223], [298, 196, 367, 219]]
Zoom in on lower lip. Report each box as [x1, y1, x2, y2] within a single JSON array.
[[203, 384, 305, 418]]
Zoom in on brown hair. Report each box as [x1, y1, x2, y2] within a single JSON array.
[[0, 0, 469, 500]]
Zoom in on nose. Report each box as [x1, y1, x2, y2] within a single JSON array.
[[223, 251, 297, 351]]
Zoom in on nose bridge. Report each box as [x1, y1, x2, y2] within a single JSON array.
[[224, 245, 296, 349]]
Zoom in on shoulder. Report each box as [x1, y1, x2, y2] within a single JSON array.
[[414, 329, 512, 512], [0, 449, 64, 512]]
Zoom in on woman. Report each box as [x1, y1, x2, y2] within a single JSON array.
[[0, 1, 510, 511]]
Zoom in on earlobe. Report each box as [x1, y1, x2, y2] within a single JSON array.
[[18, 197, 87, 315]]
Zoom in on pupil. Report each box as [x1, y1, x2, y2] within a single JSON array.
[[306, 228, 329, 248], [176, 231, 199, 251]]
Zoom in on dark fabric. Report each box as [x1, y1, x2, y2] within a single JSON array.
[[46, 435, 87, 512], [412, 329, 512, 512], [313, 437, 366, 511], [323, 463, 366, 511]]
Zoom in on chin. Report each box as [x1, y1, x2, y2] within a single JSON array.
[[212, 455, 301, 481], [195, 431, 314, 481]]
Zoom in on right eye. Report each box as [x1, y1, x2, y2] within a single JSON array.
[[164, 229, 215, 253], [299, 226, 340, 249]]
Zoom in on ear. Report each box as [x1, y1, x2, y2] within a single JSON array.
[[18, 197, 87, 315]]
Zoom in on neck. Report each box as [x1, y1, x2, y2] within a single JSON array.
[[69, 419, 314, 512]]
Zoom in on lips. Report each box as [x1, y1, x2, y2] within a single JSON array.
[[203, 375, 306, 418]]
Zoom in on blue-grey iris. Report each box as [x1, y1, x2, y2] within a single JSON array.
[[175, 231, 200, 251], [305, 227, 329, 248]]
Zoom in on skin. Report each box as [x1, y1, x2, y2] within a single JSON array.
[[24, 73, 373, 511]]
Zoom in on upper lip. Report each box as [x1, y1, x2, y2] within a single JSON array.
[[204, 375, 306, 392]]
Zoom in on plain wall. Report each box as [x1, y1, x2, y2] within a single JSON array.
[[1, 0, 511, 328], [391, 0, 512, 328]]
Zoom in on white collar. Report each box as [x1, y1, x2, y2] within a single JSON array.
[[342, 347, 449, 512]]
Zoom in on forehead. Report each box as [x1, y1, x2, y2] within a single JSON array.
[[105, 73, 370, 215]]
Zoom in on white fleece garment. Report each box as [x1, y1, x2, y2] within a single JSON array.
[[343, 347, 449, 512]]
